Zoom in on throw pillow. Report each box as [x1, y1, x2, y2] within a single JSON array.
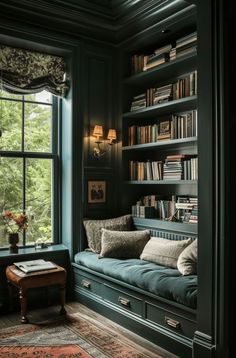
[[100, 228, 150, 258], [140, 236, 192, 268], [83, 214, 133, 253], [177, 239, 198, 275]]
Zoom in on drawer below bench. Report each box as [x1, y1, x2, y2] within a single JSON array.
[[72, 264, 196, 340], [146, 301, 196, 338], [74, 270, 102, 298], [103, 283, 143, 317]]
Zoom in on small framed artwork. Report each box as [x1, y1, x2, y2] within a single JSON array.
[[88, 180, 106, 203]]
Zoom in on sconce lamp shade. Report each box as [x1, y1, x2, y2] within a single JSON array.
[[92, 125, 117, 158], [107, 129, 117, 140], [93, 125, 103, 139]]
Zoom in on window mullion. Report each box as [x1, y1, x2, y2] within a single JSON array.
[[23, 157, 26, 246], [22, 98, 26, 245], [22, 97, 25, 152]]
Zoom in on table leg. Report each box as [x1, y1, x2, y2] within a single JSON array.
[[19, 288, 28, 323], [59, 284, 66, 315], [7, 281, 14, 312]]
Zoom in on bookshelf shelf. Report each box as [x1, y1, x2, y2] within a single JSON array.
[[122, 137, 197, 151], [125, 180, 198, 185], [123, 53, 197, 87], [132, 217, 198, 235], [123, 96, 197, 119]]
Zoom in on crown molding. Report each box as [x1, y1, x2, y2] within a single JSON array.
[[0, 0, 196, 44]]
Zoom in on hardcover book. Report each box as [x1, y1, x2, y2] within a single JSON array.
[[14, 259, 56, 273]]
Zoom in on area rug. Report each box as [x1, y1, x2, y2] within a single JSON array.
[[0, 312, 163, 358]]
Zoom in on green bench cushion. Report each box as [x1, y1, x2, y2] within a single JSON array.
[[74, 251, 197, 309]]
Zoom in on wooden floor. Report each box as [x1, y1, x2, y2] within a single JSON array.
[[0, 301, 178, 358]]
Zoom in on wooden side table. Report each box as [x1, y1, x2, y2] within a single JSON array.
[[6, 263, 67, 323]]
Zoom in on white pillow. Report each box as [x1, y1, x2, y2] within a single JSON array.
[[177, 239, 197, 275], [140, 236, 192, 268]]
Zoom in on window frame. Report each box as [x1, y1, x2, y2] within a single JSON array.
[[0, 92, 60, 248]]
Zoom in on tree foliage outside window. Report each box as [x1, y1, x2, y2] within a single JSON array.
[[0, 89, 58, 248]]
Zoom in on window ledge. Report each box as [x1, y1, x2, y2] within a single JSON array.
[[0, 244, 68, 264]]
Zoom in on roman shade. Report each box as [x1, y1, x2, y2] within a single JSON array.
[[0, 45, 69, 97]]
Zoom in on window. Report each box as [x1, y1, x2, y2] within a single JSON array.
[[0, 89, 59, 248]]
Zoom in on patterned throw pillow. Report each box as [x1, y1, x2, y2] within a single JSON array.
[[140, 236, 192, 268], [83, 215, 133, 253], [99, 228, 150, 258], [177, 239, 198, 275]]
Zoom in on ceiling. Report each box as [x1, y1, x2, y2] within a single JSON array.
[[0, 0, 196, 44], [53, 0, 143, 18]]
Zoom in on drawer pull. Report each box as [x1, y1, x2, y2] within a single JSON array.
[[165, 317, 181, 329], [81, 280, 91, 289], [118, 296, 130, 307]]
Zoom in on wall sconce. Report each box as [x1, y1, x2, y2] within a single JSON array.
[[92, 125, 117, 158]]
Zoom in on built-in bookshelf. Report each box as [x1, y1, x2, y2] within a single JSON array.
[[122, 29, 198, 230]]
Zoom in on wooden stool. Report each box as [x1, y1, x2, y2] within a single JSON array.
[[6, 263, 67, 323]]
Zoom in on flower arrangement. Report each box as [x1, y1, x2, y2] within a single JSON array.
[[2, 211, 28, 234]]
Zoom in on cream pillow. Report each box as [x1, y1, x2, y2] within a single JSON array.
[[100, 229, 150, 258], [140, 237, 192, 268], [177, 239, 197, 275], [83, 215, 133, 253]]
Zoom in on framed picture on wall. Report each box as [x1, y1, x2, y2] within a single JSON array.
[[88, 180, 106, 203]]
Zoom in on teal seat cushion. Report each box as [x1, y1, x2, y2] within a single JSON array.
[[74, 251, 197, 309]]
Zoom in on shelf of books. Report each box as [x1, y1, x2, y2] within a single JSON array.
[[123, 96, 197, 119], [123, 52, 197, 87], [122, 30, 198, 229]]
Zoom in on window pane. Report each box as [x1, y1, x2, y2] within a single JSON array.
[[0, 89, 22, 100], [24, 91, 52, 104], [24, 103, 52, 153], [0, 157, 23, 247], [25, 158, 52, 245], [0, 99, 22, 151]]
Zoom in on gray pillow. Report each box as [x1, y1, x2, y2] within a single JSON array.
[[83, 215, 133, 253], [177, 239, 198, 275], [140, 237, 192, 268], [100, 228, 150, 258]]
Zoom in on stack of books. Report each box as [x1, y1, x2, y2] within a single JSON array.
[[14, 259, 56, 273], [153, 83, 173, 104], [163, 154, 186, 180], [163, 154, 198, 180], [169, 32, 197, 61], [175, 196, 198, 223], [176, 32, 197, 58], [143, 44, 172, 71], [130, 93, 146, 111]]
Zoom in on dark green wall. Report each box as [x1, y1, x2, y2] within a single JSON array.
[[0, 2, 234, 357], [0, 17, 118, 306]]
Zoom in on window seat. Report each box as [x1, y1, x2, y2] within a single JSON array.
[[74, 251, 197, 309]]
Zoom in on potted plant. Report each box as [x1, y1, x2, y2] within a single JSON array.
[[2, 211, 28, 252]]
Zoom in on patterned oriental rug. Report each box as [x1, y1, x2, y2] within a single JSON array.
[[0, 312, 164, 358]]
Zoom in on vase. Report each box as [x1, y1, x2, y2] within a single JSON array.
[[8, 233, 19, 253]]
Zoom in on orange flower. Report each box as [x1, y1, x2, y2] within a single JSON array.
[[3, 211, 15, 219], [2, 211, 28, 233]]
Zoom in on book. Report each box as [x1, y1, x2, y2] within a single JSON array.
[[14, 259, 56, 273]]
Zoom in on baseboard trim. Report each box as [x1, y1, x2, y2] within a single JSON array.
[[193, 331, 215, 358], [74, 289, 193, 358]]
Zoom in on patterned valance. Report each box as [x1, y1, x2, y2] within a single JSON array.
[[0, 45, 69, 97]]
